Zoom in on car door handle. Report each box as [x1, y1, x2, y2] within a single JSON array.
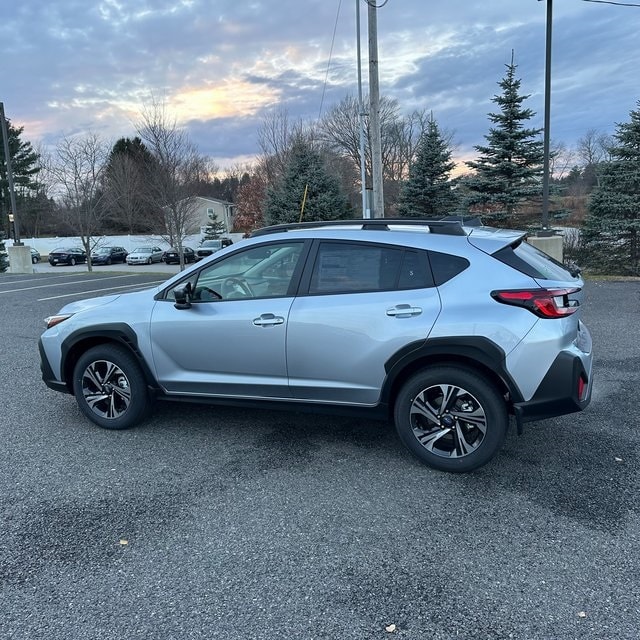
[[253, 313, 285, 327], [386, 304, 423, 318]]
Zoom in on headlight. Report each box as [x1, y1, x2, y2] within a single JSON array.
[[44, 313, 74, 329]]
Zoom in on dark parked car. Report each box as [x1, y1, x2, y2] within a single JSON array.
[[91, 246, 128, 265], [6, 247, 40, 265], [196, 238, 233, 261], [48, 247, 87, 266], [163, 246, 196, 264]]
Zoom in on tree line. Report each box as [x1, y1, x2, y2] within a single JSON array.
[[1, 60, 639, 275]]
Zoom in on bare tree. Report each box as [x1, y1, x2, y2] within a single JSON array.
[[257, 106, 312, 185], [576, 129, 613, 187], [549, 140, 574, 180], [319, 95, 432, 214], [136, 98, 208, 269], [576, 128, 610, 166], [49, 133, 109, 271]]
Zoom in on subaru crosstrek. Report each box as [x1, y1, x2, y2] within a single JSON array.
[[39, 219, 593, 472]]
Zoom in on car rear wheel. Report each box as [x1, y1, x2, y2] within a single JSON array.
[[394, 366, 508, 473], [72, 344, 151, 430], [70, 257, 76, 266]]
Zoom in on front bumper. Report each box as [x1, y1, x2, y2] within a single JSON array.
[[39, 339, 71, 395]]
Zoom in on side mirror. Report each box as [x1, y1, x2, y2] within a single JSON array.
[[173, 282, 192, 310]]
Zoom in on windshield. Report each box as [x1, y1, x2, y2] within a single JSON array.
[[132, 247, 152, 253], [95, 248, 111, 254], [202, 240, 222, 248]]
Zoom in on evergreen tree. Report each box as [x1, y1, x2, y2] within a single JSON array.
[[582, 100, 640, 275], [202, 211, 226, 239], [465, 56, 543, 227], [103, 137, 158, 233], [264, 137, 351, 225], [397, 115, 459, 217], [0, 119, 40, 236]]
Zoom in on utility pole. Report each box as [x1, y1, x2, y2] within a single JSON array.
[[368, 2, 384, 218], [356, 0, 370, 218], [0, 101, 22, 245]]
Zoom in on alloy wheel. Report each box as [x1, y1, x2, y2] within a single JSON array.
[[81, 359, 132, 420], [410, 383, 487, 458]]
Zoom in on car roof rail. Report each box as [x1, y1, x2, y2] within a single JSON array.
[[251, 218, 467, 237]]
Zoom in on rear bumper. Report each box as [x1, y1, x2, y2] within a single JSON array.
[[513, 349, 593, 427]]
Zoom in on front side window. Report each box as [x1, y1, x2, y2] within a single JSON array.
[[166, 241, 305, 302]]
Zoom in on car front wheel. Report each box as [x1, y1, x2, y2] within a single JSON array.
[[394, 366, 508, 473], [72, 344, 151, 430]]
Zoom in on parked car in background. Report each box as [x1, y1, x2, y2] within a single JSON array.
[[39, 218, 593, 473], [91, 246, 128, 265], [126, 246, 164, 265], [5, 247, 41, 266], [163, 246, 196, 264], [48, 247, 87, 266], [196, 238, 233, 261]]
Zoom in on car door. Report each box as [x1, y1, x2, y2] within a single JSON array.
[[287, 240, 442, 405], [149, 240, 308, 398]]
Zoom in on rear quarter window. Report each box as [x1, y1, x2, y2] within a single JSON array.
[[427, 251, 470, 286]]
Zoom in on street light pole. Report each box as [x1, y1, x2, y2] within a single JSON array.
[[0, 101, 22, 245], [540, 0, 553, 233]]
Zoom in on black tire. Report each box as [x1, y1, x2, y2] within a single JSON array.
[[393, 366, 508, 473], [72, 344, 151, 430], [70, 257, 76, 266], [106, 257, 112, 265]]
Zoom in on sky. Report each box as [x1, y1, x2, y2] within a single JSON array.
[[2, 0, 640, 171]]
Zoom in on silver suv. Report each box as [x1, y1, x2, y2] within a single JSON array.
[[39, 219, 593, 472]]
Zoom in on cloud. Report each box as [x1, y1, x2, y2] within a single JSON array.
[[2, 0, 639, 167]]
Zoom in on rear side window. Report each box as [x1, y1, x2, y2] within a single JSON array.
[[427, 251, 470, 285], [494, 240, 576, 281], [308, 242, 433, 294]]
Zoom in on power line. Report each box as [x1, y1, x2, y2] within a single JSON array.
[[318, 0, 343, 121], [582, 0, 640, 6]]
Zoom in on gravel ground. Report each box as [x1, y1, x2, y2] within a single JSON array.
[[0, 272, 638, 640]]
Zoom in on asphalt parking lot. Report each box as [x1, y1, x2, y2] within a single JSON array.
[[0, 270, 638, 639]]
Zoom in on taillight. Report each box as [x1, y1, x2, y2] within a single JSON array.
[[491, 288, 580, 318]]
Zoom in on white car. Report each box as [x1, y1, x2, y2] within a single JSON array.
[[126, 246, 164, 265]]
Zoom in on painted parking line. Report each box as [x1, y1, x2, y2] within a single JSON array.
[[0, 275, 143, 295], [38, 280, 166, 301], [0, 273, 90, 287]]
